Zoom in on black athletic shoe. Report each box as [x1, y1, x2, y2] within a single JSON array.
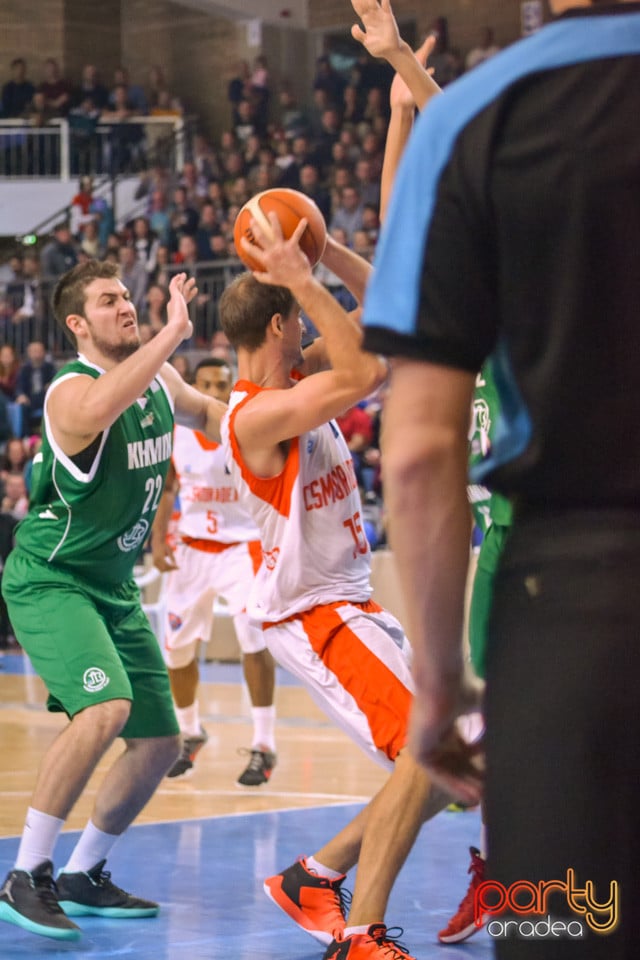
[[0, 860, 81, 940], [56, 860, 159, 918], [167, 727, 209, 778], [236, 746, 277, 787]]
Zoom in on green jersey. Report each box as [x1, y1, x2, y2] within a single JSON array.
[[15, 356, 174, 585], [468, 359, 513, 533]]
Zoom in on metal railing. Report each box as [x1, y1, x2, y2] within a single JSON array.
[[0, 116, 188, 181]]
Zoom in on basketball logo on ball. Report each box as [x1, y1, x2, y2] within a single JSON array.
[[233, 188, 327, 273]]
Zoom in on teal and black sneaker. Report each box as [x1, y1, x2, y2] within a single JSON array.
[[57, 860, 159, 918], [0, 860, 81, 940]]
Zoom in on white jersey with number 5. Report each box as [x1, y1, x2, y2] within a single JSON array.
[[222, 380, 372, 622], [173, 425, 259, 544]]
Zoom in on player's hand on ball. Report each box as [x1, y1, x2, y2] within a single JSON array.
[[243, 213, 313, 288]]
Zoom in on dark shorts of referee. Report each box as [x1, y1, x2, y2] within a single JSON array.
[[484, 508, 639, 960]]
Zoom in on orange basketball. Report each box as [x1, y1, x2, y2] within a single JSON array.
[[233, 188, 327, 273]]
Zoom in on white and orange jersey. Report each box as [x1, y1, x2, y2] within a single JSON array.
[[221, 380, 372, 622], [173, 424, 260, 545]]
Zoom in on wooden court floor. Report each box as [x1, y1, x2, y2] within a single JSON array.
[[0, 651, 493, 959]]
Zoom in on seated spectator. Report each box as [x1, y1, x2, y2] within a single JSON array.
[[227, 60, 251, 125], [1, 471, 28, 520], [79, 219, 103, 259], [149, 88, 182, 118], [15, 341, 55, 435], [73, 63, 109, 111], [68, 96, 101, 171], [354, 157, 381, 211], [298, 163, 331, 223], [69, 176, 97, 239], [336, 402, 374, 485], [329, 185, 365, 246], [5, 253, 42, 328], [0, 437, 28, 479], [195, 201, 223, 260], [23, 90, 57, 126], [313, 55, 346, 108], [109, 66, 147, 114], [208, 233, 232, 261], [101, 84, 145, 173], [40, 222, 78, 280], [139, 283, 168, 335], [466, 26, 501, 70], [2, 58, 35, 117], [0, 345, 20, 400], [167, 185, 199, 253], [179, 160, 208, 205], [148, 188, 171, 246], [131, 216, 160, 275], [278, 89, 309, 139], [38, 58, 71, 116], [426, 17, 461, 87], [118, 245, 148, 312], [234, 98, 263, 142]]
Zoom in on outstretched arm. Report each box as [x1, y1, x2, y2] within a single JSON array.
[[48, 273, 196, 457], [351, 0, 441, 111]]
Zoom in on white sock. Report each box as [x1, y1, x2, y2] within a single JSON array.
[[251, 705, 276, 752], [175, 701, 200, 737], [15, 807, 65, 872], [61, 820, 120, 874], [344, 924, 374, 937], [305, 855, 343, 880]]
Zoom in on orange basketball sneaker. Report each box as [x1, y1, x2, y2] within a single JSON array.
[[323, 924, 416, 959], [263, 857, 350, 945]]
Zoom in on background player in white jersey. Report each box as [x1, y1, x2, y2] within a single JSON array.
[[151, 357, 277, 786], [218, 218, 450, 960]]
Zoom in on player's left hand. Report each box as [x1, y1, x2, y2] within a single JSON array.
[[351, 0, 404, 60], [166, 273, 197, 342]]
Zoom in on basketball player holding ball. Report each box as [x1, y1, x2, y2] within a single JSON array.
[[218, 198, 450, 958]]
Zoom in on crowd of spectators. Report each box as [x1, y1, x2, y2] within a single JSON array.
[[0, 18, 503, 563]]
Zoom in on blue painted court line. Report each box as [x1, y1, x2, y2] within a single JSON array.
[[0, 804, 493, 959]]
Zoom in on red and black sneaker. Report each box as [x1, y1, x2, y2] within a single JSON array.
[[264, 856, 351, 945], [437, 846, 486, 944]]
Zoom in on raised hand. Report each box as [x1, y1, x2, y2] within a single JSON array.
[[166, 273, 197, 342], [351, 0, 403, 61]]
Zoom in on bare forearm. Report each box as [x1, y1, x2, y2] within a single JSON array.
[[72, 324, 186, 433], [319, 236, 372, 304], [380, 104, 415, 222], [385, 445, 470, 692], [290, 274, 383, 388], [386, 39, 441, 111]]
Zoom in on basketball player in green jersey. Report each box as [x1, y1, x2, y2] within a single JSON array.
[[0, 261, 226, 942], [438, 359, 513, 944]]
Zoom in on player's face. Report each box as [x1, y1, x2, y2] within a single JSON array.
[[81, 278, 140, 362], [194, 365, 232, 403]]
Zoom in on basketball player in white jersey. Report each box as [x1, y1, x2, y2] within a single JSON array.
[[151, 358, 277, 786], [218, 218, 449, 960]]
